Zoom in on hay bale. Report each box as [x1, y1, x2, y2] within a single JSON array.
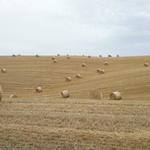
[[66, 55, 70, 59], [36, 86, 43, 93], [9, 94, 17, 98], [66, 77, 72, 82], [96, 69, 105, 74], [35, 54, 39, 57], [82, 63, 87, 67], [61, 90, 70, 98], [52, 56, 56, 60], [110, 91, 122, 100], [1, 68, 6, 73], [104, 61, 109, 66], [144, 63, 149, 67], [53, 59, 57, 63], [76, 74, 82, 78], [0, 86, 3, 101]]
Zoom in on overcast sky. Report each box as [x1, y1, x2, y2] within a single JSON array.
[[0, 0, 150, 56]]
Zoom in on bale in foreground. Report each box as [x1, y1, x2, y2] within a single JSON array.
[[61, 90, 70, 98], [110, 91, 122, 100]]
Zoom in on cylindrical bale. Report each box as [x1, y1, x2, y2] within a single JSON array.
[[12, 54, 16, 57], [144, 63, 149, 67], [0, 86, 3, 101], [110, 91, 122, 100], [35, 54, 39, 57], [53, 59, 57, 63], [66, 55, 70, 59], [76, 74, 82, 78], [104, 62, 109, 66], [1, 68, 6, 73], [9, 94, 17, 98], [52, 56, 56, 60], [61, 90, 70, 98], [96, 69, 105, 74], [36, 86, 43, 93], [66, 77, 72, 82], [82, 63, 87, 67]]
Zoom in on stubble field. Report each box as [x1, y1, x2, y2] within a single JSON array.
[[0, 55, 150, 150]]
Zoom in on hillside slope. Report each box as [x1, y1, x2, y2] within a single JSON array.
[[0, 56, 150, 150], [0, 56, 149, 100]]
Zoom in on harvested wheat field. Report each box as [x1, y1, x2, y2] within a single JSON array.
[[0, 55, 150, 150]]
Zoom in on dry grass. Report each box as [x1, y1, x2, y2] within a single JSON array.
[[0, 55, 149, 149]]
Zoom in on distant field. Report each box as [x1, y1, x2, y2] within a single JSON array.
[[0, 55, 150, 149]]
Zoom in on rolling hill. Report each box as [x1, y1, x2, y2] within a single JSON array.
[[0, 55, 150, 150]]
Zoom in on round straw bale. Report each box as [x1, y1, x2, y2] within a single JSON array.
[[104, 61, 109, 66], [76, 74, 82, 78], [144, 63, 149, 67], [51, 56, 56, 60], [1, 68, 6, 73], [53, 59, 57, 63], [66, 77, 72, 82], [110, 91, 122, 100], [66, 55, 70, 59], [96, 69, 105, 74], [35, 54, 39, 57], [82, 63, 87, 67], [61, 90, 70, 98], [9, 94, 17, 98], [36, 86, 43, 93]]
